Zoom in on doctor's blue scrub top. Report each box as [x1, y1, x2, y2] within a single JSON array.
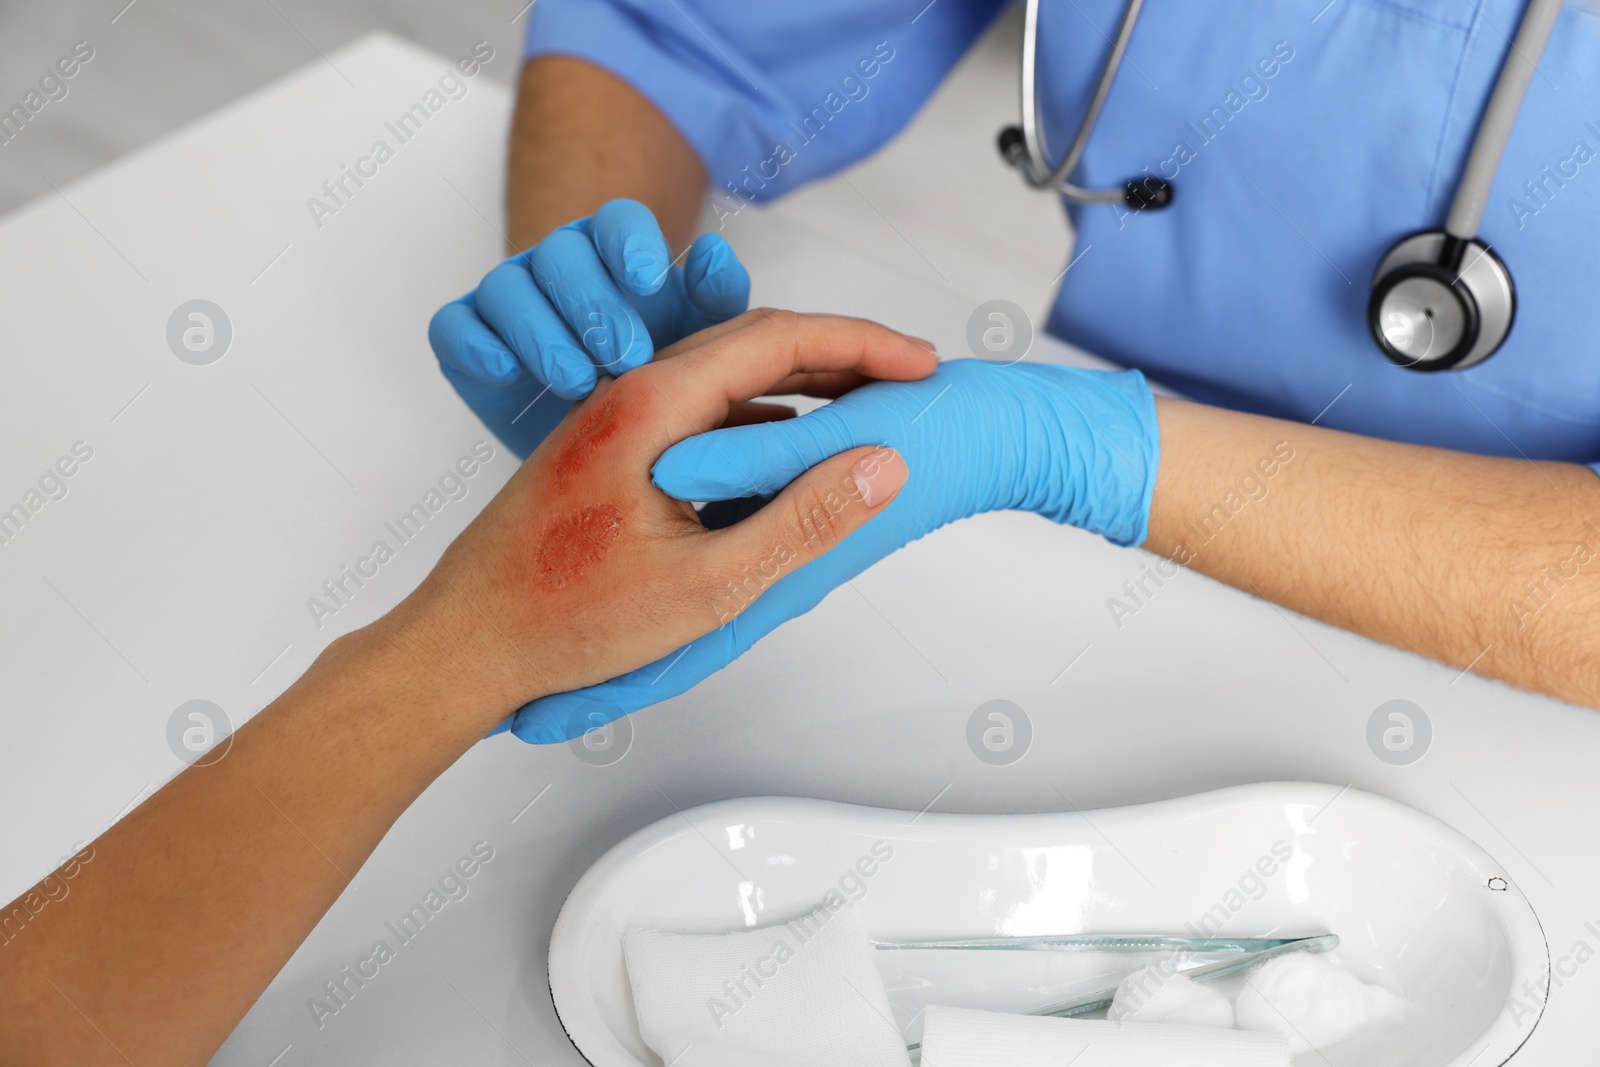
[[524, 0, 1600, 473]]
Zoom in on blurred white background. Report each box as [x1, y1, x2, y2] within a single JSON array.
[[0, 2, 1070, 319]]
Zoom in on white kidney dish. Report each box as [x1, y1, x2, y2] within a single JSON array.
[[548, 783, 1546, 1067]]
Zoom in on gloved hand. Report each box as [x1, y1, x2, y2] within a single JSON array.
[[428, 198, 751, 459], [501, 358, 1160, 743]]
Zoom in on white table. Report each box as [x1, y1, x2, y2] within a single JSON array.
[[2, 35, 1593, 1066]]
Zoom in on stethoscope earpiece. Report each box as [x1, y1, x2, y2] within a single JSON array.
[[1123, 177, 1172, 211], [998, 125, 1027, 168], [1001, 0, 1174, 210], [998, 122, 1174, 212], [1368, 233, 1515, 372]]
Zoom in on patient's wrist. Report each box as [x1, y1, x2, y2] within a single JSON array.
[[318, 590, 552, 743]]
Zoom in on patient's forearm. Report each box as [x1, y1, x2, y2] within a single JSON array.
[[506, 56, 708, 253], [0, 611, 521, 1067], [0, 312, 931, 1066], [1146, 397, 1600, 707]]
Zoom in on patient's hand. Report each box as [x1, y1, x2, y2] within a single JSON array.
[[507, 356, 1161, 742], [405, 309, 935, 730], [0, 309, 931, 1067]]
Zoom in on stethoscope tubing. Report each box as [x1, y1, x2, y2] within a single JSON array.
[[1014, 0, 1562, 230], [1013, 0, 1144, 200]]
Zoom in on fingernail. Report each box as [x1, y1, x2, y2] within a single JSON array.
[[623, 235, 668, 292], [473, 340, 518, 382], [548, 343, 591, 395], [580, 315, 618, 361], [694, 241, 730, 288], [906, 335, 938, 353], [851, 448, 906, 508]]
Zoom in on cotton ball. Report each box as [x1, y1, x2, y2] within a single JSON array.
[[1235, 953, 1406, 1054], [1107, 960, 1235, 1028]]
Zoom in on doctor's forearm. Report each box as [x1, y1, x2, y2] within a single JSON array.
[[505, 56, 708, 254], [1144, 398, 1600, 708]]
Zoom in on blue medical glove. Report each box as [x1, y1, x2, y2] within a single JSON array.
[[428, 198, 751, 459], [499, 359, 1159, 743]]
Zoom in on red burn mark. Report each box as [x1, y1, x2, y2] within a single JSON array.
[[553, 394, 624, 491], [536, 503, 624, 590]]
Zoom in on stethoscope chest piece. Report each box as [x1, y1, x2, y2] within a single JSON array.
[[1368, 233, 1515, 371], [1006, 0, 1557, 372]]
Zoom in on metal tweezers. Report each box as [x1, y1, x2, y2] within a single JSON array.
[[879, 932, 1340, 1051]]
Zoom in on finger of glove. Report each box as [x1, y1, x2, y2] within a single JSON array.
[[682, 232, 751, 326], [591, 198, 673, 297], [508, 622, 749, 743], [428, 297, 521, 385], [530, 229, 655, 375], [651, 405, 862, 500], [476, 260, 597, 399]]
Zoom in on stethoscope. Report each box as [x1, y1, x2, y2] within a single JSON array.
[[1000, 0, 1563, 371]]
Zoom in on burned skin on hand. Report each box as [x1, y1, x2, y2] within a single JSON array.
[[535, 502, 624, 589], [552, 390, 627, 491], [514, 382, 658, 594]]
